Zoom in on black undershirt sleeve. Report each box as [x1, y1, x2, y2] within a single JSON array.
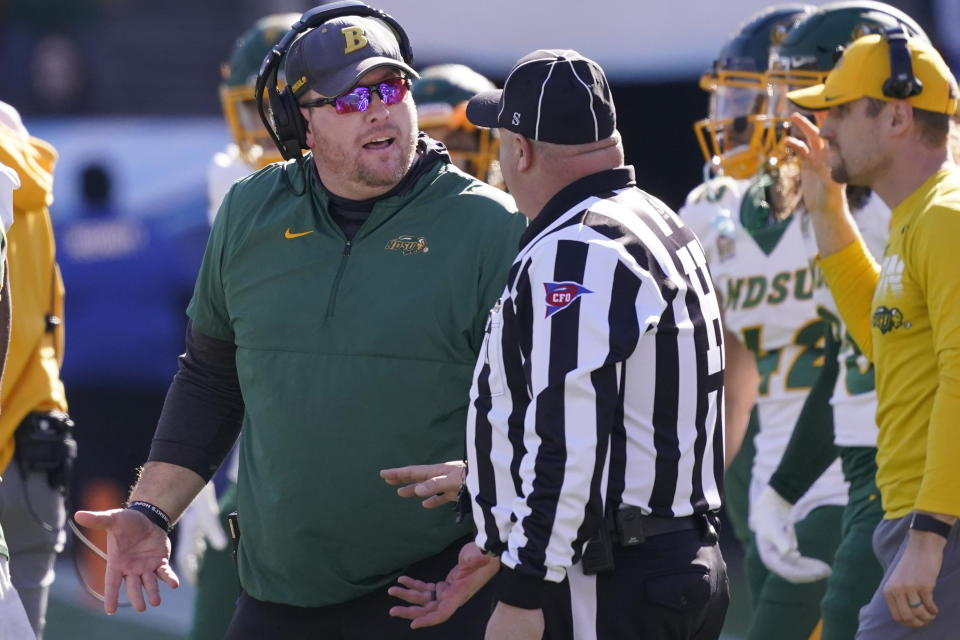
[[147, 320, 244, 481]]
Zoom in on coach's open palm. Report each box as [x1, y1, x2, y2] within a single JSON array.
[[388, 542, 499, 628], [74, 508, 179, 614]]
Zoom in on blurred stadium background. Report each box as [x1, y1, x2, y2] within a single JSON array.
[[2, 0, 955, 637]]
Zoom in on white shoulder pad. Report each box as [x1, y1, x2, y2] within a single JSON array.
[[678, 177, 750, 252]]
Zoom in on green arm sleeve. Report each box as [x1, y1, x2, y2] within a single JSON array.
[[768, 324, 840, 504]]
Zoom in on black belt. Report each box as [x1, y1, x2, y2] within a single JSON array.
[[582, 509, 719, 574], [610, 508, 718, 546]]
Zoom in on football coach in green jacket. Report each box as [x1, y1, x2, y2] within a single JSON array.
[[74, 4, 525, 638]]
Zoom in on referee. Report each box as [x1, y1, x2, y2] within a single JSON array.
[[390, 49, 729, 640]]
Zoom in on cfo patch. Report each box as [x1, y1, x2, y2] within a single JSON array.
[[544, 282, 592, 318], [385, 235, 429, 255]]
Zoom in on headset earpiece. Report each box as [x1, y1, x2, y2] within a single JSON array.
[[270, 85, 307, 161], [255, 0, 414, 163], [882, 25, 923, 100]]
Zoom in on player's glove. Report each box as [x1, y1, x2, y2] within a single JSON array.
[[750, 484, 832, 584], [174, 482, 229, 585]]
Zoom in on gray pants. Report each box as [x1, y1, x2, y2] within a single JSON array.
[[0, 464, 66, 640], [856, 516, 960, 639], [0, 555, 34, 640]]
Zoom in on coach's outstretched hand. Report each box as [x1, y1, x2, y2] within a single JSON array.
[[388, 542, 499, 628], [74, 508, 179, 614], [380, 460, 465, 509]]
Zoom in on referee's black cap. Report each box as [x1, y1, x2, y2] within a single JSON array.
[[465, 49, 616, 145]]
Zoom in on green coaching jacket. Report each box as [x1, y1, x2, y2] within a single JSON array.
[[187, 148, 525, 607]]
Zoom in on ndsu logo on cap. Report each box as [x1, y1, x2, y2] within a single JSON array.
[[544, 281, 593, 318]]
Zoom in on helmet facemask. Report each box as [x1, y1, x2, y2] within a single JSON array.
[[219, 13, 299, 169], [417, 101, 501, 187], [412, 64, 503, 188], [220, 80, 285, 168], [693, 5, 817, 180], [695, 68, 779, 179]]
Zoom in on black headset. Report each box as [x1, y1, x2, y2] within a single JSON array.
[[255, 0, 414, 163], [881, 25, 923, 100]]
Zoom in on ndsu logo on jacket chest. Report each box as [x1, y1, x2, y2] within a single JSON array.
[[385, 235, 429, 255], [544, 282, 593, 317]]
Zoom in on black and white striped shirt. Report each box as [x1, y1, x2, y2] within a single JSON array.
[[466, 167, 725, 591]]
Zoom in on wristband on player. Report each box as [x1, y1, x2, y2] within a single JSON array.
[[909, 513, 953, 539], [127, 500, 173, 533]]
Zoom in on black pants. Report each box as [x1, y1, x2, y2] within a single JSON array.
[[225, 536, 493, 640], [542, 528, 729, 639]]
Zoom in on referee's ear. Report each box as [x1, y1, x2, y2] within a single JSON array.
[[501, 130, 533, 174]]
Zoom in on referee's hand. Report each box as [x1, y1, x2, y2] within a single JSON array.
[[380, 460, 465, 508], [74, 508, 179, 614]]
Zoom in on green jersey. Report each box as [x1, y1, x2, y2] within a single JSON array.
[[188, 153, 525, 607]]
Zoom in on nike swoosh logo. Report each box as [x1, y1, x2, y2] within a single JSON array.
[[284, 228, 315, 239]]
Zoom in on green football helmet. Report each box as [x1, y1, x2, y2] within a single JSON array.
[[219, 13, 299, 168], [694, 4, 815, 179], [766, 1, 929, 149], [412, 64, 501, 187]]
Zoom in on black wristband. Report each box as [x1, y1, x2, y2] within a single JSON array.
[[909, 513, 953, 539], [127, 501, 173, 533]]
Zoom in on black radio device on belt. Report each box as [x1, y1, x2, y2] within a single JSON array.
[[14, 411, 77, 493]]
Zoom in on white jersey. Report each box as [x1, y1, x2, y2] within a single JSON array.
[[0, 162, 18, 249], [681, 176, 848, 521], [0, 101, 26, 239], [207, 144, 254, 225], [810, 191, 889, 447]]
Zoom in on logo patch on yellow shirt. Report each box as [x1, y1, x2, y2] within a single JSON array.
[[872, 306, 911, 334]]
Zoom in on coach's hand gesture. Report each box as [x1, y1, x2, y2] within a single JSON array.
[[785, 113, 846, 217], [380, 460, 465, 508], [74, 508, 179, 614], [785, 112, 860, 259], [388, 542, 499, 628]]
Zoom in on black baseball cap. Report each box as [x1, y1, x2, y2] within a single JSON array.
[[466, 49, 616, 145], [284, 15, 418, 99]]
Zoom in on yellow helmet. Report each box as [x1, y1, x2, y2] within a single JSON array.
[[694, 5, 815, 179], [219, 13, 299, 168], [412, 64, 501, 187]]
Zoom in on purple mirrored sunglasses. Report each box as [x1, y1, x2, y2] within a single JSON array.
[[299, 77, 409, 114]]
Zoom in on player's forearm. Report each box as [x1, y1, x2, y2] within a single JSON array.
[[722, 328, 758, 466], [128, 460, 206, 523], [769, 330, 840, 503], [807, 190, 862, 259]]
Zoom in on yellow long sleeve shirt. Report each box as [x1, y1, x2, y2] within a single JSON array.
[[0, 119, 67, 475], [819, 167, 960, 519]]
